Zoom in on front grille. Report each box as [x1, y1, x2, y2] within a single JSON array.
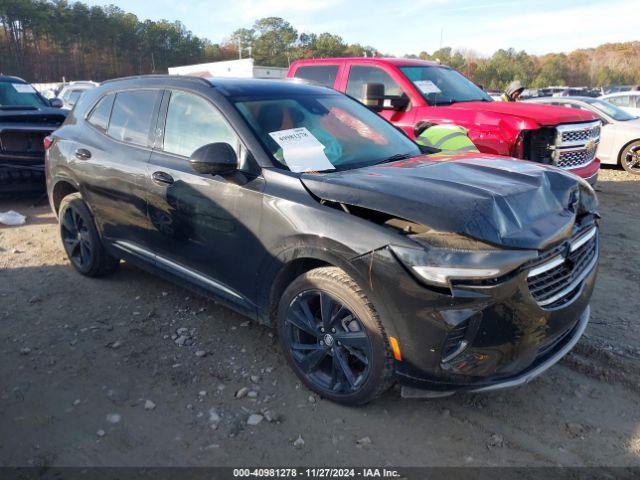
[[557, 149, 593, 168], [561, 125, 600, 143], [0, 130, 47, 155], [553, 121, 601, 170], [527, 227, 598, 309]]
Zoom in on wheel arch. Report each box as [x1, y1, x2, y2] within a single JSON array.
[[256, 239, 370, 327], [52, 178, 80, 214]]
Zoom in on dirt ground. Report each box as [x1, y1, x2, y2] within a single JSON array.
[[0, 167, 639, 468]]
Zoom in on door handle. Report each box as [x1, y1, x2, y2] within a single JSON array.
[[75, 148, 92, 160], [152, 171, 174, 185]]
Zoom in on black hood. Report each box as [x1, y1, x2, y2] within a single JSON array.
[[301, 154, 598, 250], [0, 106, 68, 125]]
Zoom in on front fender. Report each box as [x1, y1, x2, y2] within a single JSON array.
[[255, 235, 372, 318]]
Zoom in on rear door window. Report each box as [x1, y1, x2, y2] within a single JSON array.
[[163, 90, 238, 157], [87, 94, 115, 132], [107, 90, 160, 146], [293, 65, 339, 88]]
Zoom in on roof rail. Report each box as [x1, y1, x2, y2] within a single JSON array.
[[100, 74, 211, 86]]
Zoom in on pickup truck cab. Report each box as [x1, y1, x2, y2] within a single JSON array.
[[288, 58, 601, 184]]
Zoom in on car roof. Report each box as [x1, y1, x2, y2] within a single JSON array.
[[602, 91, 640, 97], [0, 75, 27, 84], [99, 75, 338, 97], [292, 57, 442, 68], [207, 77, 337, 97]]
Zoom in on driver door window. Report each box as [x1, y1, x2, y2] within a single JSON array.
[[163, 90, 238, 157], [346, 66, 402, 101]]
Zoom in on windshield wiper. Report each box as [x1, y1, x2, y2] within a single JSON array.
[[433, 99, 456, 106], [374, 153, 414, 165]]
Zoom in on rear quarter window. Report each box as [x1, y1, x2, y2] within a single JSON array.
[[87, 94, 115, 132], [107, 90, 160, 146], [293, 65, 339, 88]]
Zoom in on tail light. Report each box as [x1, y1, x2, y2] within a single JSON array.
[[43, 136, 54, 150]]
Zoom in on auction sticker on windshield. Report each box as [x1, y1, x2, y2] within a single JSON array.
[[269, 127, 335, 173], [415, 80, 441, 95], [11, 83, 37, 93]]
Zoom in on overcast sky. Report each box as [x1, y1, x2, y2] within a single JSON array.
[[83, 0, 637, 56]]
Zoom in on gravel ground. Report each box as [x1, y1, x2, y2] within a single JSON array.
[[0, 166, 639, 467]]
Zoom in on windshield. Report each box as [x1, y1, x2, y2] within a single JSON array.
[[400, 66, 492, 105], [234, 93, 420, 172], [0, 82, 46, 108], [586, 98, 638, 121]]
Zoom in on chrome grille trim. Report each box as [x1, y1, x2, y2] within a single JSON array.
[[527, 255, 565, 278], [526, 227, 598, 309], [536, 254, 597, 307], [570, 226, 597, 252], [553, 121, 601, 170]]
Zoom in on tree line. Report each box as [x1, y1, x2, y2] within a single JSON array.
[[1, 0, 639, 89]]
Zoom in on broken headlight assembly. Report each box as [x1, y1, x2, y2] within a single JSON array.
[[389, 230, 537, 290]]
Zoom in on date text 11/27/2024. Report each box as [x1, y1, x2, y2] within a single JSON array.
[[232, 468, 401, 478]]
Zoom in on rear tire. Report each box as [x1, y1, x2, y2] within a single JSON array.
[[620, 140, 640, 175], [58, 193, 119, 276], [276, 267, 394, 405]]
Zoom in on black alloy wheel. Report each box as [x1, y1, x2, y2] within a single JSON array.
[[58, 193, 119, 276], [285, 289, 372, 394], [61, 204, 93, 270]]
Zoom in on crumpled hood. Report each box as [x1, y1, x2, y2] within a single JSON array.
[[447, 101, 597, 126], [301, 154, 597, 250]]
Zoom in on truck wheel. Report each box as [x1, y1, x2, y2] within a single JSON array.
[[620, 141, 640, 175], [276, 267, 394, 405], [58, 193, 119, 276]]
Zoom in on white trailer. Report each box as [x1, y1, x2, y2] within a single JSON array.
[[168, 58, 286, 79]]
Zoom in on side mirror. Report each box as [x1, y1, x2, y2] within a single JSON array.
[[189, 142, 238, 175], [363, 83, 408, 111], [363, 83, 385, 110], [50, 98, 63, 108]]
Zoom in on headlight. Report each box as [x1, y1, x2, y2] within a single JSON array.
[[411, 265, 503, 287], [390, 238, 537, 289]]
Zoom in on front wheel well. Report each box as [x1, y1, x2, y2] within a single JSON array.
[[267, 258, 331, 326], [617, 138, 640, 165], [52, 181, 79, 213]]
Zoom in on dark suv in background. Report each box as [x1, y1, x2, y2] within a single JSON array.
[[0, 76, 66, 193], [46, 75, 599, 404]]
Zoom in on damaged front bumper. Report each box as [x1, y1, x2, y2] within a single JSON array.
[[349, 224, 598, 395], [400, 306, 589, 398]]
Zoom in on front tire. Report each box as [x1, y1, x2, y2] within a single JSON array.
[[58, 193, 119, 276], [276, 267, 394, 405], [620, 140, 640, 175]]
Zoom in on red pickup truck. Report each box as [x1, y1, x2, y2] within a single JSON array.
[[288, 58, 601, 184]]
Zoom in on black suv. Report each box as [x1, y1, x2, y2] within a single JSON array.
[[46, 75, 599, 404], [1, 76, 66, 193]]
